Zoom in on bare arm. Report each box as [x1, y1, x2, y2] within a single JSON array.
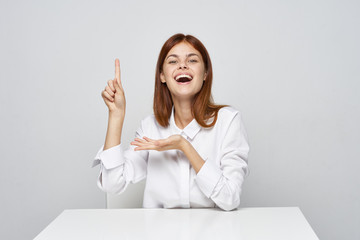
[[101, 59, 126, 150]]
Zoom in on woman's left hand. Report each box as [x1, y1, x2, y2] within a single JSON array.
[[131, 135, 186, 152]]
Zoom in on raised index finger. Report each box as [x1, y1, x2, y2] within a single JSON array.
[[115, 58, 121, 85]]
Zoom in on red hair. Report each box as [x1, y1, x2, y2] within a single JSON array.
[[153, 33, 227, 128]]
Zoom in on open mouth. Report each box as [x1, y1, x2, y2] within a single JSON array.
[[175, 74, 193, 83]]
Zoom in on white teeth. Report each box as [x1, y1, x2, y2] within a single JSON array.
[[175, 74, 193, 81]]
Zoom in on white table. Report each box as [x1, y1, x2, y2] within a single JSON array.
[[34, 207, 318, 240]]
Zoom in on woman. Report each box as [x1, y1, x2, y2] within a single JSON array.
[[93, 33, 249, 211]]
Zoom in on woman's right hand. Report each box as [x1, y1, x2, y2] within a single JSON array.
[[101, 58, 126, 115]]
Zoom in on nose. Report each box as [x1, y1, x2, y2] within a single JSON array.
[[178, 60, 188, 69]]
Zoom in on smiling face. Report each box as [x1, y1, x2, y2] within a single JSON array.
[[160, 41, 207, 101]]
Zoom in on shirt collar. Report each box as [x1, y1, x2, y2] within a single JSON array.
[[169, 107, 202, 140]]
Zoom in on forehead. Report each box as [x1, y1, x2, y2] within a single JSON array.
[[166, 41, 201, 57]]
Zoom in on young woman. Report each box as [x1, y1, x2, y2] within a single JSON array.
[[93, 33, 249, 211]]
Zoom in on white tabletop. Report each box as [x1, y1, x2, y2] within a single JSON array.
[[34, 207, 318, 240]]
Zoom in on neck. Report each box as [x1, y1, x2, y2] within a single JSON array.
[[173, 99, 194, 130]]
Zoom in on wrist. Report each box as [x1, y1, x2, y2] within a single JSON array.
[[179, 136, 190, 152], [109, 110, 125, 119]]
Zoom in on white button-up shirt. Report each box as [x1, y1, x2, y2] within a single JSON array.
[[93, 106, 249, 211]]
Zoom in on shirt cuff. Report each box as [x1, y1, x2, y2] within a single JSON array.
[[195, 159, 222, 198], [92, 144, 124, 169]]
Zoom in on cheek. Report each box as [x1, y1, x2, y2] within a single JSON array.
[[162, 67, 174, 80], [198, 68, 207, 80]]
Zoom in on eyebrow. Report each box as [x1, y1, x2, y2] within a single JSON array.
[[166, 53, 200, 60]]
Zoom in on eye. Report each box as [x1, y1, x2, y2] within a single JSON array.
[[168, 60, 177, 64], [189, 59, 198, 63]]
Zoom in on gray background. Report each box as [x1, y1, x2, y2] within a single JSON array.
[[0, 0, 359, 239]]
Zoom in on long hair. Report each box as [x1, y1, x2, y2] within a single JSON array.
[[153, 33, 227, 128]]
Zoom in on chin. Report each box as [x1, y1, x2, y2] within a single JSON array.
[[171, 90, 200, 100]]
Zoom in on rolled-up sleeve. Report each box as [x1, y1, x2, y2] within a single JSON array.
[[92, 122, 148, 195], [195, 111, 249, 211], [93, 144, 124, 169]]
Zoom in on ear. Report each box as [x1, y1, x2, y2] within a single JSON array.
[[160, 72, 166, 83], [203, 72, 207, 81]]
